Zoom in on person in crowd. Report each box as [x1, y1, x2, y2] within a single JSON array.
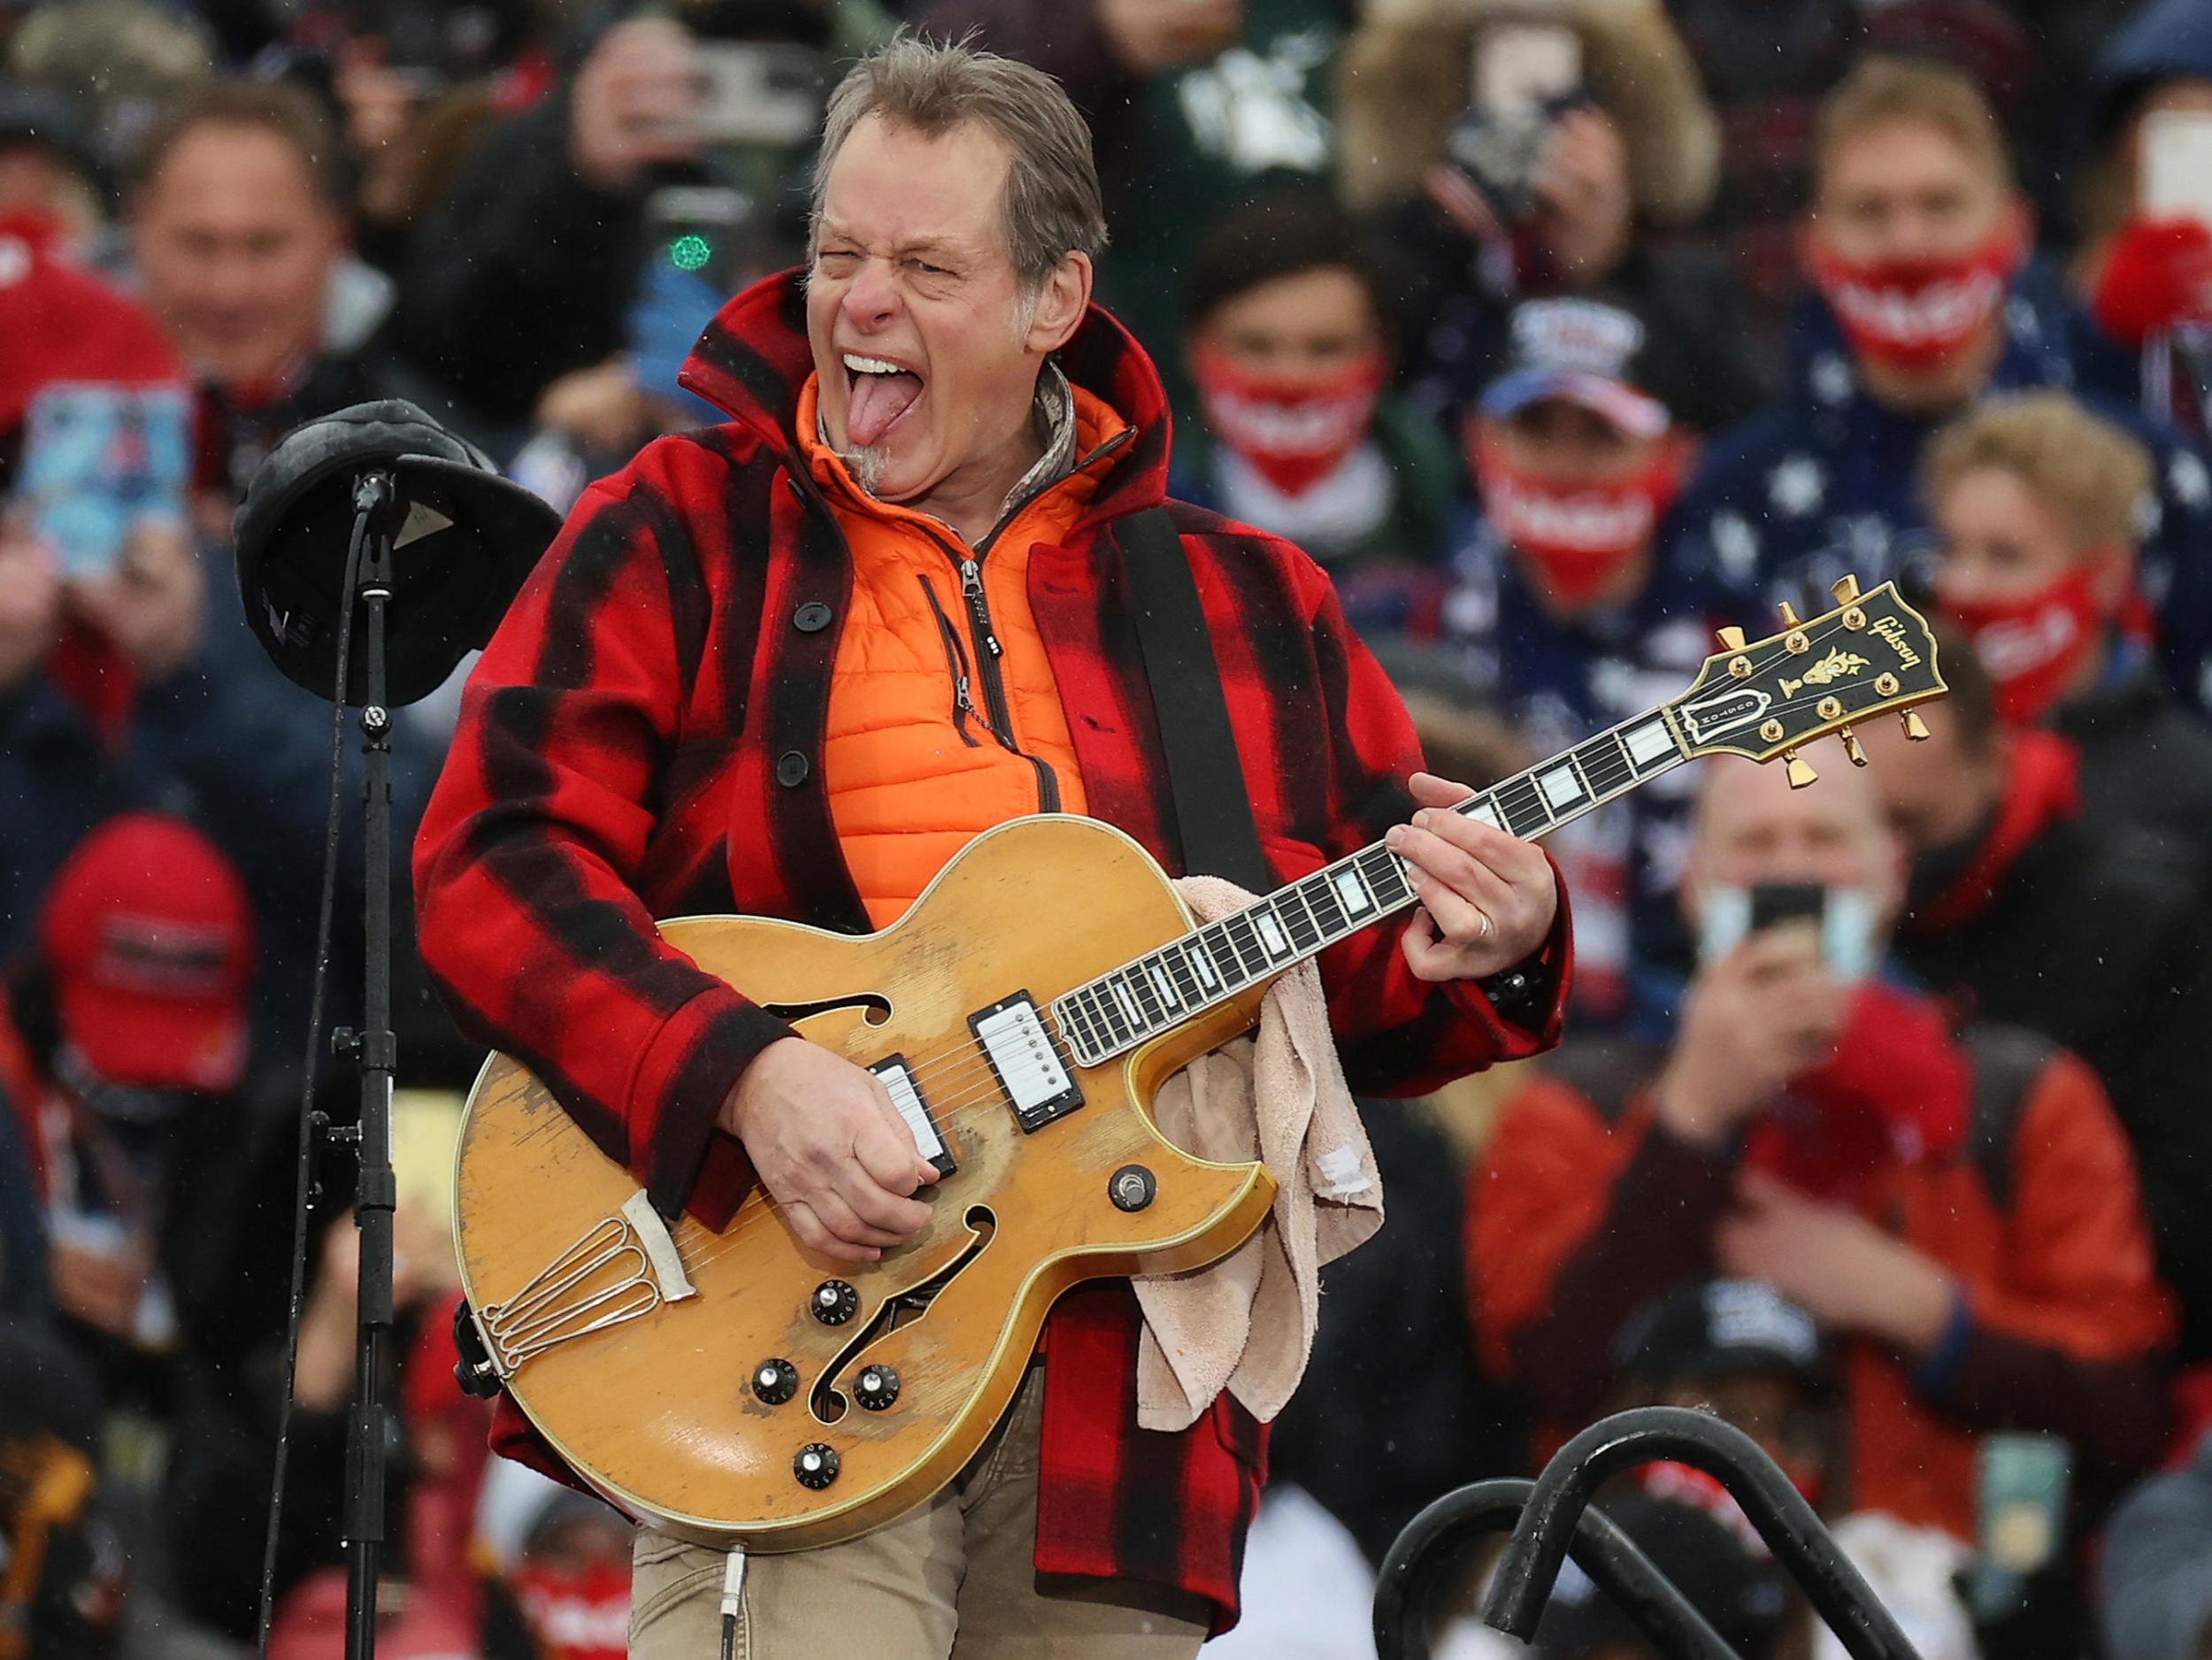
[[1862, 639, 2212, 1364], [1609, 1277, 1837, 1515], [0, 77, 108, 249], [1920, 390, 2212, 851], [907, 0, 1350, 411], [2070, 0, 2212, 436], [127, 77, 417, 503], [2101, 1422, 2212, 1660], [1669, 55, 2212, 711], [391, 10, 833, 436], [1333, 0, 1770, 435], [1171, 190, 1462, 575], [414, 38, 1568, 1656], [1361, 295, 1733, 1018], [1469, 746, 2174, 1543]]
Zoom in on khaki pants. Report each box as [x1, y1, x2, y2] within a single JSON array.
[[627, 1370, 1212, 1659]]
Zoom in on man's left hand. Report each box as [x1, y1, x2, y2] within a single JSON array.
[[1386, 771, 1559, 983], [1716, 1170, 1957, 1354]]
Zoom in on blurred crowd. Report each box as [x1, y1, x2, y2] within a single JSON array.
[[5, 0, 2212, 1656]]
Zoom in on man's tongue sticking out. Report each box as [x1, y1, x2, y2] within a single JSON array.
[[846, 367, 924, 448]]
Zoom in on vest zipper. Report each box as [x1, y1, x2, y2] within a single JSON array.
[[919, 528, 1060, 814], [918, 576, 983, 747]]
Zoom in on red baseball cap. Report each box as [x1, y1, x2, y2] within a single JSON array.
[[37, 813, 257, 1093], [0, 208, 181, 435]]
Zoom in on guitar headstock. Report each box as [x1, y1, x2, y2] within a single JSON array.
[[1666, 577, 1947, 785]]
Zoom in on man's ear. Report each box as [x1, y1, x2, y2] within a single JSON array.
[[1025, 251, 1092, 355]]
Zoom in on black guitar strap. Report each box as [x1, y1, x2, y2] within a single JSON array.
[[1116, 506, 1272, 894]]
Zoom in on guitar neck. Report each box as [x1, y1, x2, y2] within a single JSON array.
[[1054, 704, 1691, 1066]]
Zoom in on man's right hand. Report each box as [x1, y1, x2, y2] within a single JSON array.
[[1653, 928, 1849, 1147], [720, 1036, 940, 1263]]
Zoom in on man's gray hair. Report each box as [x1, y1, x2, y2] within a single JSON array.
[[810, 36, 1108, 291]]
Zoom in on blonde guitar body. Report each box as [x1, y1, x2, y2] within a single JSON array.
[[452, 814, 1278, 1552]]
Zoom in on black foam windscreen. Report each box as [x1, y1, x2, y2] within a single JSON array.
[[233, 400, 563, 707]]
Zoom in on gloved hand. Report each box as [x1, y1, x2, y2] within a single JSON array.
[[2092, 214, 2212, 347]]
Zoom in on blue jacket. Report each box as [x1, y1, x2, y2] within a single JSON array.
[[1666, 266, 2212, 707]]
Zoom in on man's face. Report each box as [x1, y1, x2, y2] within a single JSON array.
[[1858, 697, 2000, 851], [807, 115, 1079, 505], [1933, 464, 2126, 608], [1684, 753, 1905, 917], [133, 122, 340, 388], [1482, 398, 1657, 486], [1191, 265, 1382, 383], [1814, 117, 2013, 268]]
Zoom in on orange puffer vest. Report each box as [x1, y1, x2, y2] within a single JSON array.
[[795, 373, 1129, 927]]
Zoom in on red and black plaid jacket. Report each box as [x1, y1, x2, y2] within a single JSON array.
[[413, 271, 1571, 1630]]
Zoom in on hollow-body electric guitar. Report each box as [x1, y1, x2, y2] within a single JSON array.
[[450, 578, 1945, 1551]]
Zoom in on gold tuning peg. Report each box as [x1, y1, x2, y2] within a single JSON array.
[[1839, 726, 1868, 766], [1776, 599, 1802, 628], [1717, 625, 1747, 651], [1784, 749, 1819, 789], [1901, 710, 1931, 741], [1830, 574, 1862, 604]]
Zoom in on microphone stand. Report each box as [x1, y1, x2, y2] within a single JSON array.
[[337, 470, 401, 1660]]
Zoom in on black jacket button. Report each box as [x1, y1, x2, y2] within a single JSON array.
[[775, 750, 810, 788], [793, 602, 833, 634]]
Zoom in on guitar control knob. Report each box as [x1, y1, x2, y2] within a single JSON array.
[[855, 1365, 901, 1410], [810, 1280, 858, 1325], [794, 1443, 841, 1489], [751, 1358, 798, 1405]]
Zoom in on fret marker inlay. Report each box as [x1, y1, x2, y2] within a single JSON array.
[[1538, 765, 1585, 810], [1330, 868, 1373, 915], [1255, 912, 1290, 957], [1624, 719, 1675, 766]]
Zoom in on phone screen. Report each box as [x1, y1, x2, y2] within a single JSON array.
[[1698, 882, 1877, 981], [20, 382, 190, 580]]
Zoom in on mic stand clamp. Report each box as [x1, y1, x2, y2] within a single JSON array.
[[338, 469, 403, 1660]]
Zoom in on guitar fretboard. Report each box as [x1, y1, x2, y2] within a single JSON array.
[[1054, 706, 1688, 1067]]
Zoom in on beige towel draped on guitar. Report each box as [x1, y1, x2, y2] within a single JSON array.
[[1135, 876, 1387, 1432]]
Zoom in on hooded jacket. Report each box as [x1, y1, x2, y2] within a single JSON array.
[[412, 269, 1571, 1626]]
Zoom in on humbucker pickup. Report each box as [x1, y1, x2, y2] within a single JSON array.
[[969, 992, 1083, 1133]]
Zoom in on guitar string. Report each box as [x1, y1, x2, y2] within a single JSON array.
[[608, 669, 1919, 1283]]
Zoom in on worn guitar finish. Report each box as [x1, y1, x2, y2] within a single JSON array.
[[451, 577, 1949, 1553], [454, 815, 1275, 1552]]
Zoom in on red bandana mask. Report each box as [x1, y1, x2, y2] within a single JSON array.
[[1942, 565, 2106, 723], [1807, 223, 2023, 370], [1472, 433, 1681, 604], [1192, 344, 1387, 497], [509, 1561, 632, 1660]]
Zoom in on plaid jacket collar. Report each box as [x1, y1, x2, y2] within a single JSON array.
[[676, 267, 1176, 537]]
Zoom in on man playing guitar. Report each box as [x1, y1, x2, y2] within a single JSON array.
[[414, 36, 1568, 1657]]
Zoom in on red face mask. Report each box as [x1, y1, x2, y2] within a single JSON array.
[[1942, 565, 2108, 722], [509, 1561, 633, 1660], [1191, 343, 1387, 497], [1806, 221, 2023, 370], [1472, 431, 1682, 605]]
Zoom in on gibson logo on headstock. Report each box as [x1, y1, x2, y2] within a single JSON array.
[[1870, 614, 1924, 668], [1778, 648, 1868, 698]]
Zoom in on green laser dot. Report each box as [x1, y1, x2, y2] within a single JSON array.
[[669, 234, 712, 272]]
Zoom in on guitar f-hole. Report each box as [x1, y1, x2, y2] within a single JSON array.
[[808, 1206, 998, 1425], [760, 992, 893, 1028]]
